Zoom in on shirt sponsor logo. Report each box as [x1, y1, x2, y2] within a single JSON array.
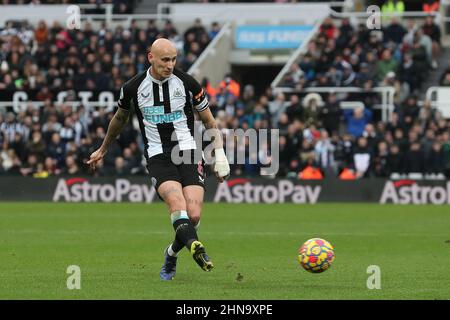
[[142, 106, 185, 124]]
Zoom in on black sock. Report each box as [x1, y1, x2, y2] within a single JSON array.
[[171, 237, 184, 253], [172, 218, 198, 251]]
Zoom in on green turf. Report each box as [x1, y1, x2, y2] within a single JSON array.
[[0, 202, 449, 299]]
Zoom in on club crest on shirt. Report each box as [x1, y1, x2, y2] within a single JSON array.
[[173, 88, 184, 98]]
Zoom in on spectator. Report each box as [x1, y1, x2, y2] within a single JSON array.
[[442, 131, 450, 176], [344, 106, 373, 138], [423, 0, 440, 13], [405, 142, 425, 174], [414, 29, 433, 68], [209, 22, 221, 40], [380, 71, 409, 105], [113, 156, 130, 176], [353, 137, 372, 178], [386, 143, 404, 174], [20, 153, 39, 177], [398, 52, 419, 92], [285, 94, 302, 122], [62, 155, 80, 175], [426, 142, 445, 174], [376, 49, 398, 82], [302, 93, 323, 127], [320, 17, 336, 40], [422, 15, 441, 69], [373, 141, 390, 177], [42, 114, 62, 142], [314, 130, 336, 176], [26, 131, 46, 161], [268, 92, 287, 128], [382, 0, 405, 23], [398, 95, 420, 130], [334, 133, 354, 171], [440, 71, 450, 86], [319, 93, 341, 135], [438, 55, 450, 78], [46, 133, 65, 168], [43, 156, 60, 176], [217, 74, 240, 99], [384, 18, 407, 45]]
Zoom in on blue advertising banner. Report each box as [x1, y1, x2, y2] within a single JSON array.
[[235, 25, 315, 49]]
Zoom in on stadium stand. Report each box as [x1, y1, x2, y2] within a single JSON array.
[[0, 14, 220, 177], [1, 1, 450, 180], [2, 1, 135, 14], [0, 17, 216, 92]]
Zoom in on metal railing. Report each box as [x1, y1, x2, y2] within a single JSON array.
[[329, 9, 441, 19], [156, 1, 351, 15], [0, 99, 115, 114], [188, 22, 232, 86], [425, 86, 450, 119], [273, 86, 396, 122]]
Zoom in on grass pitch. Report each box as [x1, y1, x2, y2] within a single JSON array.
[[0, 202, 449, 300]]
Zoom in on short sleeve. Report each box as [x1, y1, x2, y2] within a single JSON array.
[[117, 84, 132, 110], [191, 86, 209, 112], [173, 68, 209, 112], [185, 74, 209, 112]]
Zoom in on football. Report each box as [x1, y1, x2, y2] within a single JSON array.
[[298, 238, 335, 273]]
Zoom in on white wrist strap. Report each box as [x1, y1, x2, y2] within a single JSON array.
[[215, 148, 226, 160]]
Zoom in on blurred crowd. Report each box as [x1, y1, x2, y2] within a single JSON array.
[[0, 103, 146, 177], [0, 17, 220, 177], [1, 15, 450, 179], [207, 16, 450, 179], [0, 17, 219, 94], [206, 79, 450, 179], [280, 16, 442, 104], [1, 0, 135, 14]]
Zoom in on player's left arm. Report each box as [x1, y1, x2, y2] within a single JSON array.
[[198, 108, 223, 149], [190, 86, 229, 184], [182, 70, 230, 182]]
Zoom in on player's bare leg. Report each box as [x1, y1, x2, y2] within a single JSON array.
[[183, 185, 204, 229], [166, 184, 213, 272], [158, 181, 212, 280]]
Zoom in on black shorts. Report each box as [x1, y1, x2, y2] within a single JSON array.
[[147, 150, 206, 192]]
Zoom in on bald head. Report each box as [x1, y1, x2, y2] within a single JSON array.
[[148, 38, 177, 80], [150, 38, 177, 55]]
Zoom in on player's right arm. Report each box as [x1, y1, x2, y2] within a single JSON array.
[[87, 86, 131, 170]]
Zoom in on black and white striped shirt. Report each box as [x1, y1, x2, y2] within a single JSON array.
[[117, 67, 209, 160]]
